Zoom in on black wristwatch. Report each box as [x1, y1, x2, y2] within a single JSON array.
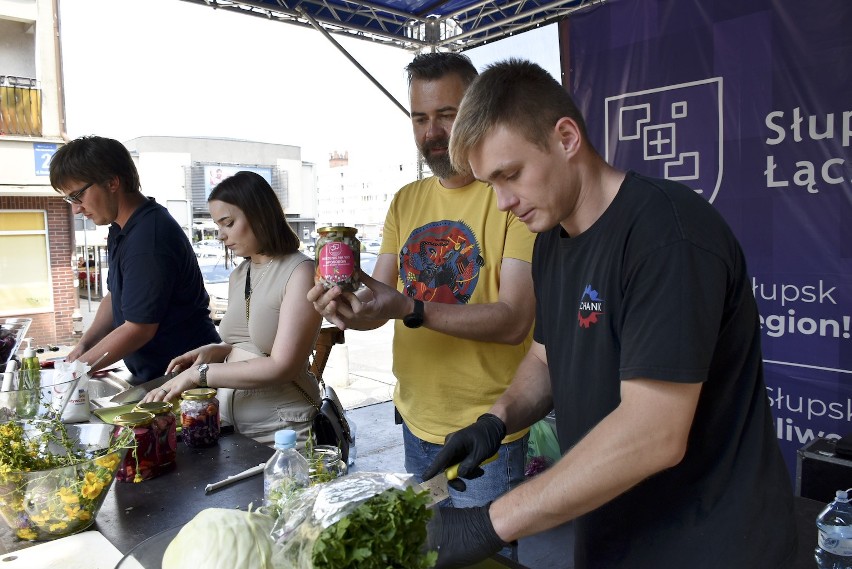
[[197, 363, 209, 387], [403, 299, 425, 329]]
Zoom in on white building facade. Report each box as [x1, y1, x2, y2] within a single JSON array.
[[315, 151, 417, 240], [122, 136, 317, 243]]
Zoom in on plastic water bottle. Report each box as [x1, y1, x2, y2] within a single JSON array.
[[263, 430, 309, 515], [816, 488, 852, 568], [346, 413, 357, 467]]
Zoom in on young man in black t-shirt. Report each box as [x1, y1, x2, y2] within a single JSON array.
[[421, 60, 796, 568]]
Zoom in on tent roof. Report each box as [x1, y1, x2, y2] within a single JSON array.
[[179, 0, 602, 52]]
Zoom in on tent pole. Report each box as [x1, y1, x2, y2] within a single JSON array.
[[296, 7, 410, 118]]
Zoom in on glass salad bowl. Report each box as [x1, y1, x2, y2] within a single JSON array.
[[0, 420, 133, 540]]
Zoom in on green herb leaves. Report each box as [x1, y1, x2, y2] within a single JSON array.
[[311, 486, 437, 569]]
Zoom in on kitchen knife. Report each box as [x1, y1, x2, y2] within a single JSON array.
[[108, 371, 175, 405], [445, 453, 500, 491]]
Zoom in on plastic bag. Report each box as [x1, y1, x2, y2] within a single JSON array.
[[269, 472, 430, 569], [527, 418, 561, 464], [50, 360, 90, 422]]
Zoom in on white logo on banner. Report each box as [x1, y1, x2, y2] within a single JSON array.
[[604, 77, 724, 203]]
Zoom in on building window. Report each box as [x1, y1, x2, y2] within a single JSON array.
[[0, 211, 53, 315]]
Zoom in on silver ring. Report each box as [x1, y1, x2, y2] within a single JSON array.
[[159, 388, 168, 394]]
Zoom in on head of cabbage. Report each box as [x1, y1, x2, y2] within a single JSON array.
[[163, 508, 275, 569]]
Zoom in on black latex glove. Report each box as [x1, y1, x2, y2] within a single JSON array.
[[422, 413, 506, 491], [426, 504, 508, 569]]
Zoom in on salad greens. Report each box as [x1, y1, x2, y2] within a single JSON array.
[[311, 486, 436, 569]]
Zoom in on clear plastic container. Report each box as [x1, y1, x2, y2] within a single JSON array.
[[816, 488, 852, 568], [113, 411, 158, 483], [134, 401, 177, 475], [263, 429, 310, 517], [180, 388, 220, 448]]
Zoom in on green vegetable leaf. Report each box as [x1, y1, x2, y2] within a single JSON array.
[[311, 486, 437, 569]]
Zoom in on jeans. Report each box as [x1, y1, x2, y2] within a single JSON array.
[[402, 422, 528, 508]]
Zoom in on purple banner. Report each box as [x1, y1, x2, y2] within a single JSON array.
[[565, 0, 852, 478]]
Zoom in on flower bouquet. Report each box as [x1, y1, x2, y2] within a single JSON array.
[[0, 419, 134, 540]]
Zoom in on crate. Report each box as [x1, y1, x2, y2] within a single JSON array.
[[796, 437, 852, 503]]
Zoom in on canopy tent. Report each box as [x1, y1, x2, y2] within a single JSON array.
[[179, 0, 602, 52]]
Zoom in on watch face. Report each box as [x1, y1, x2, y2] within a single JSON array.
[[403, 300, 425, 328], [402, 315, 417, 328]]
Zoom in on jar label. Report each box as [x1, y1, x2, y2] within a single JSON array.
[[818, 531, 852, 556], [317, 241, 356, 286]]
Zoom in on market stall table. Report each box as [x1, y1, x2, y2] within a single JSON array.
[[94, 431, 273, 554], [0, 429, 528, 568], [0, 431, 272, 556]]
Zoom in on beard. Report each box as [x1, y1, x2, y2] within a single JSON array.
[[420, 137, 457, 180]]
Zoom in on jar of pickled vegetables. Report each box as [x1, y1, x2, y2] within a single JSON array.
[[180, 388, 220, 448], [113, 411, 157, 483], [315, 226, 360, 292], [134, 401, 177, 474]]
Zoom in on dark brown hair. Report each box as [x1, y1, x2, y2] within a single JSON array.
[[49, 135, 141, 193], [208, 171, 299, 257], [405, 52, 478, 87]]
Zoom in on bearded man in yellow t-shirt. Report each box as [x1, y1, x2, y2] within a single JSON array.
[[308, 53, 535, 509]]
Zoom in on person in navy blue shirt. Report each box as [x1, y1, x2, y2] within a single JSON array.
[[52, 136, 220, 382]]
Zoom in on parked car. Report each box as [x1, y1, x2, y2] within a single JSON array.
[[199, 261, 235, 323], [193, 239, 224, 259], [363, 240, 382, 254]]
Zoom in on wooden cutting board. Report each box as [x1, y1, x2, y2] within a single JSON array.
[[0, 530, 123, 569]]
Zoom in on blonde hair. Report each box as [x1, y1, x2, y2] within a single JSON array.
[[450, 58, 592, 172]]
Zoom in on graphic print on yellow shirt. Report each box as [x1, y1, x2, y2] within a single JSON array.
[[400, 219, 483, 304]]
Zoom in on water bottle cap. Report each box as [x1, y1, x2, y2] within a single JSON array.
[[838, 489, 852, 502], [274, 429, 297, 449]]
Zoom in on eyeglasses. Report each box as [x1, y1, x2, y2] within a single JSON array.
[[62, 182, 94, 205]]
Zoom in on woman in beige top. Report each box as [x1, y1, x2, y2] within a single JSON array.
[[143, 171, 321, 445]]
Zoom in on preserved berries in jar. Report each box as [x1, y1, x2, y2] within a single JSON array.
[[113, 411, 158, 483], [134, 401, 177, 475], [180, 388, 220, 448], [315, 226, 360, 292]]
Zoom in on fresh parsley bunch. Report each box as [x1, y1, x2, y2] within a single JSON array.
[[311, 486, 436, 569]]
